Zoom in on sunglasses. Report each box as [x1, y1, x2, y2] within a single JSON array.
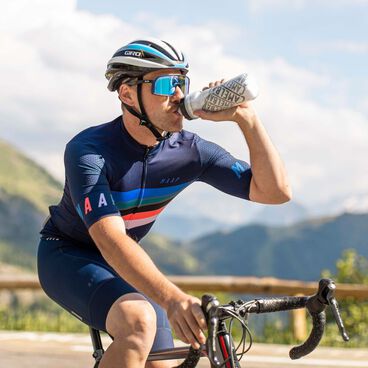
[[135, 75, 190, 96]]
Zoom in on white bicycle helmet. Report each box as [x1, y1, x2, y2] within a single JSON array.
[[105, 38, 189, 92]]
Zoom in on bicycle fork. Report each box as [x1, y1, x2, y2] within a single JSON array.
[[214, 321, 241, 368]]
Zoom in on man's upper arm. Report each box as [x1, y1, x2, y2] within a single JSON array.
[[196, 137, 253, 200], [65, 141, 121, 229]]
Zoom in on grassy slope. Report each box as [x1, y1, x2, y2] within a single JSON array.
[[0, 139, 62, 214], [0, 139, 63, 271]]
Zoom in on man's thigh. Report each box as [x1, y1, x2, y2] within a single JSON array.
[[38, 237, 174, 351]]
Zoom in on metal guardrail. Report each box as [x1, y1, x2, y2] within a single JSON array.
[[1, 275, 367, 340]]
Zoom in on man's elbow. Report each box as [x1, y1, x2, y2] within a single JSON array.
[[249, 181, 292, 204], [273, 185, 292, 204]]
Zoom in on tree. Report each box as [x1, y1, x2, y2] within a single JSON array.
[[322, 249, 368, 347]]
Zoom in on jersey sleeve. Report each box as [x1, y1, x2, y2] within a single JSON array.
[[196, 136, 253, 200], [64, 141, 121, 228]]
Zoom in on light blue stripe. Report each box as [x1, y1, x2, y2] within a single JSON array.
[[123, 44, 173, 62], [111, 182, 189, 202], [122, 44, 187, 69], [76, 204, 83, 219]]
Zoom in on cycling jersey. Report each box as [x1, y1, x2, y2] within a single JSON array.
[[41, 116, 252, 246]]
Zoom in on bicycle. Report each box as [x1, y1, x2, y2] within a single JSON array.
[[89, 278, 349, 367]]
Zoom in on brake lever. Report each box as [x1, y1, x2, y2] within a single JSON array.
[[325, 284, 350, 341], [202, 295, 221, 367]]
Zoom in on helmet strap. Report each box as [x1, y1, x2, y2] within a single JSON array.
[[123, 76, 172, 142]]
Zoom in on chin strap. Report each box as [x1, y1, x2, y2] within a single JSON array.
[[123, 76, 172, 142]]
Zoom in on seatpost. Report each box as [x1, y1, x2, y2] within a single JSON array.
[[89, 327, 105, 367]]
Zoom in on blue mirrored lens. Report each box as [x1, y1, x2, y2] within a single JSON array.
[[152, 75, 189, 96]]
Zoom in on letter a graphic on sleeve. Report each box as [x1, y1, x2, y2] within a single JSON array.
[[98, 193, 108, 208], [84, 197, 92, 215]]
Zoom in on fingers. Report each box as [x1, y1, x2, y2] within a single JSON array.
[[194, 107, 237, 122], [167, 296, 207, 349], [172, 321, 190, 344], [192, 303, 207, 331], [185, 310, 206, 348], [202, 78, 225, 91], [173, 316, 202, 349]]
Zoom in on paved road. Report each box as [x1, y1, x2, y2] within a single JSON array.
[[0, 331, 367, 368]]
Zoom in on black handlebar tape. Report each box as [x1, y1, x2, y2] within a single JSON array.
[[175, 346, 202, 368], [289, 311, 326, 360], [247, 297, 309, 313]]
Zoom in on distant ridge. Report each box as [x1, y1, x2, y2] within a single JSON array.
[[186, 212, 368, 280]]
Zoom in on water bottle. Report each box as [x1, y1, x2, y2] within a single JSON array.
[[179, 73, 259, 120]]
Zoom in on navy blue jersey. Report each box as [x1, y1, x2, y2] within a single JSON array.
[[41, 116, 252, 247]]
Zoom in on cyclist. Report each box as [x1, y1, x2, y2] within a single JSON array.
[[38, 38, 291, 368]]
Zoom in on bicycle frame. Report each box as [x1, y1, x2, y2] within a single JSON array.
[[89, 326, 239, 368]]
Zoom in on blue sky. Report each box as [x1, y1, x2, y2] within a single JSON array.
[[1, 0, 368, 223], [77, 0, 368, 99]]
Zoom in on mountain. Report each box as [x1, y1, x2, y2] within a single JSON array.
[[0, 140, 62, 214], [248, 201, 309, 226], [150, 213, 229, 241], [140, 233, 201, 274], [187, 212, 368, 280], [1, 139, 368, 282], [310, 192, 368, 218], [0, 139, 63, 270]]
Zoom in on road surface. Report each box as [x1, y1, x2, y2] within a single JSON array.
[[0, 331, 367, 368]]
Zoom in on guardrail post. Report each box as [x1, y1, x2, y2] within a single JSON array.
[[290, 293, 307, 341]]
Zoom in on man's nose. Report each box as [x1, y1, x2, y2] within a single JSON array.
[[170, 86, 184, 102]]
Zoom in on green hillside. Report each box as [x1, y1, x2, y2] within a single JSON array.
[[141, 233, 200, 274], [0, 139, 63, 270], [0, 139, 62, 214]]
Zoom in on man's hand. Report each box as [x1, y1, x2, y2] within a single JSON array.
[[166, 294, 207, 349]]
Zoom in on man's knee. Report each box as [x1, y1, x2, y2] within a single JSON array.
[[146, 360, 177, 368], [106, 293, 157, 343]]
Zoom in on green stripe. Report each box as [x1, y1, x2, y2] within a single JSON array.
[[115, 193, 176, 211]]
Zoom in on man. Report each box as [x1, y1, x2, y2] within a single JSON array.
[[38, 38, 291, 368]]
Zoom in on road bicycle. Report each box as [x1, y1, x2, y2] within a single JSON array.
[[89, 278, 349, 367]]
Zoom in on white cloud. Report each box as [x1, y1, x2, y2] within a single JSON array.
[[1, 0, 367, 222]]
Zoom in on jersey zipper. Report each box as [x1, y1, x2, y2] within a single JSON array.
[[134, 147, 150, 212]]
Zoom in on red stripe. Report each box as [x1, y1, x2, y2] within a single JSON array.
[[218, 335, 232, 368], [122, 206, 165, 221]]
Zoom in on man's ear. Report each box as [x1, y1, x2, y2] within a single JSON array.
[[118, 84, 136, 107]]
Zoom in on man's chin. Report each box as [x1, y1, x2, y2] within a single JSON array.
[[169, 116, 184, 132]]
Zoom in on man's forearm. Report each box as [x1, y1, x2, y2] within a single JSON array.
[[237, 113, 292, 203], [89, 217, 185, 309]]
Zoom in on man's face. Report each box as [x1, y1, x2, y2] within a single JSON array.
[[132, 69, 187, 133]]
